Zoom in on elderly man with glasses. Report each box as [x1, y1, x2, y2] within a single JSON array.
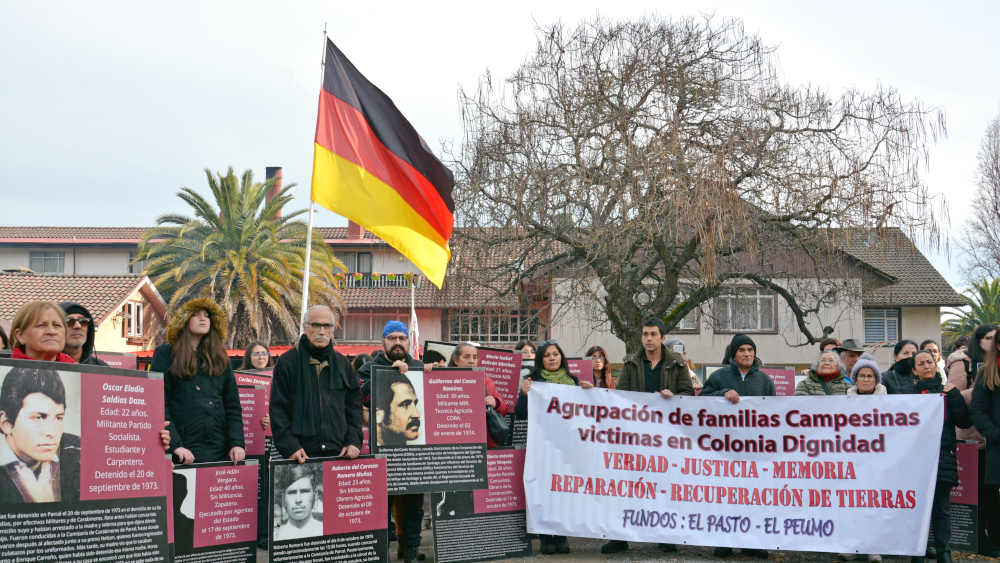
[[269, 305, 363, 464]]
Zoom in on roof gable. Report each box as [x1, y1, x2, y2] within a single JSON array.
[[832, 228, 963, 307], [0, 273, 166, 325]]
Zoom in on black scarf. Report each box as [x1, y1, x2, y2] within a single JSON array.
[[291, 334, 342, 437], [916, 377, 943, 394]]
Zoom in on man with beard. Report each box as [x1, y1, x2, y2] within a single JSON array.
[[270, 305, 362, 463], [374, 371, 421, 446], [358, 321, 425, 563], [59, 302, 108, 366]]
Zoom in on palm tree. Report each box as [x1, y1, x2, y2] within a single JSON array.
[[942, 278, 1000, 343], [136, 167, 344, 346]]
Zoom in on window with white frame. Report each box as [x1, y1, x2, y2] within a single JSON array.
[[863, 308, 899, 345], [334, 309, 408, 342], [447, 309, 541, 344], [668, 293, 700, 333], [121, 302, 144, 338], [29, 251, 64, 274], [713, 288, 776, 333]]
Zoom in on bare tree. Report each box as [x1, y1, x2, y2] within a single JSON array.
[[449, 17, 945, 353], [959, 114, 1000, 281]]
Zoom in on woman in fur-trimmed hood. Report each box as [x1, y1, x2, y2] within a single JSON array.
[[152, 297, 244, 466], [165, 297, 227, 348]]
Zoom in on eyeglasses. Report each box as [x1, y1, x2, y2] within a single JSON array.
[[250, 352, 269, 357], [307, 322, 333, 331], [591, 355, 605, 361], [66, 317, 90, 327]]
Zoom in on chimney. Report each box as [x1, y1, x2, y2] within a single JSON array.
[[265, 166, 283, 218], [348, 220, 365, 239]]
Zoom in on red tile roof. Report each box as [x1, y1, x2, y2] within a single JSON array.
[[0, 226, 148, 242], [341, 277, 515, 309], [0, 226, 382, 244], [0, 272, 163, 324]]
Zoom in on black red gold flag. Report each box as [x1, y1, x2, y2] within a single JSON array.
[[311, 39, 454, 287]]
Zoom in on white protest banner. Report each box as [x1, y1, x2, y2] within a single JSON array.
[[524, 383, 944, 556]]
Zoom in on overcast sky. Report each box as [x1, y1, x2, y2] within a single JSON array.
[[1, 1, 996, 288]]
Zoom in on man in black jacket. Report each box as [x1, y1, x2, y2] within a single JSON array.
[[60, 302, 108, 366], [702, 334, 773, 559], [702, 334, 776, 403], [603, 318, 693, 555], [358, 320, 426, 563], [270, 305, 362, 462]]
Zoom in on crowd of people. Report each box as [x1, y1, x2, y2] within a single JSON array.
[[3, 298, 1000, 562]]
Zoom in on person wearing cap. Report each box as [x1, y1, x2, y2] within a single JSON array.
[[703, 334, 775, 402], [60, 302, 108, 366], [357, 320, 426, 563], [847, 358, 887, 396], [701, 334, 773, 558], [602, 319, 692, 555], [270, 304, 362, 463], [836, 339, 865, 381]]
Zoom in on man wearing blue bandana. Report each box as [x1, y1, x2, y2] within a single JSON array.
[[358, 320, 426, 563]]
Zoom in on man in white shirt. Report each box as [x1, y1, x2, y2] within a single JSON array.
[[273, 464, 324, 541]]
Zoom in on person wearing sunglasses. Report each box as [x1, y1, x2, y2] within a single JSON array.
[[59, 302, 108, 366]]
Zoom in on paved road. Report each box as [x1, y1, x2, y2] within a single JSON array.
[[257, 531, 994, 562]]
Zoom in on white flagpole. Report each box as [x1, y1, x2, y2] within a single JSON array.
[[300, 26, 328, 336], [299, 201, 316, 335], [409, 278, 420, 358]]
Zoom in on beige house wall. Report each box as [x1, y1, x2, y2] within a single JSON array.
[[0, 246, 133, 275], [551, 278, 865, 368], [75, 247, 133, 274], [0, 247, 30, 270], [866, 306, 944, 366], [92, 288, 162, 354]]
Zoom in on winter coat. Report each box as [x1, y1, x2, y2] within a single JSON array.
[[971, 381, 1000, 484], [154, 343, 244, 463], [701, 359, 776, 397], [947, 349, 985, 447], [617, 345, 694, 396], [906, 378, 973, 485], [846, 383, 888, 395], [794, 370, 851, 396], [515, 368, 580, 420], [485, 375, 509, 448], [883, 357, 919, 395], [59, 302, 108, 366], [270, 335, 363, 458]]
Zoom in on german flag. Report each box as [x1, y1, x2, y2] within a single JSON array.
[[311, 39, 454, 288]]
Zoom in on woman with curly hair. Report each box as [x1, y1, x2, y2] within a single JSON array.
[[153, 298, 244, 465]]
